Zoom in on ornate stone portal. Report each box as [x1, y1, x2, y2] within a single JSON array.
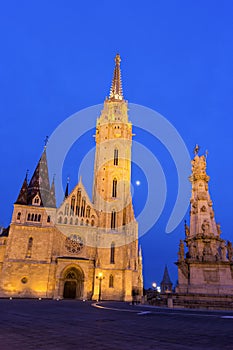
[[176, 148, 233, 298]]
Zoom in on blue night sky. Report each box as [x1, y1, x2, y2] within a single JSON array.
[[0, 1, 233, 288]]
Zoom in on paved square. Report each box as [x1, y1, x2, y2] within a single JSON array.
[[0, 300, 233, 350]]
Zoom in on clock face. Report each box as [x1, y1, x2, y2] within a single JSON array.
[[65, 234, 84, 254]]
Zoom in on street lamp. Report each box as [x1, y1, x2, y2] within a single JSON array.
[[96, 272, 104, 301], [152, 282, 157, 290]]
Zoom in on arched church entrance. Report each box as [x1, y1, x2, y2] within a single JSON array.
[[62, 267, 83, 299]]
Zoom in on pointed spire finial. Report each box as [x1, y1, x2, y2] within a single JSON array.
[[109, 54, 123, 100], [44, 136, 49, 149]]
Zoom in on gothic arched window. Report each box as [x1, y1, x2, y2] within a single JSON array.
[[111, 210, 116, 230], [112, 178, 117, 198], [70, 196, 75, 216], [109, 274, 114, 288], [76, 189, 81, 215], [17, 212, 21, 220], [80, 197, 86, 217], [110, 242, 115, 263], [38, 214, 41, 222], [47, 215, 51, 223], [65, 204, 69, 216], [86, 206, 91, 218], [114, 148, 118, 166], [26, 237, 33, 258], [27, 213, 31, 221]]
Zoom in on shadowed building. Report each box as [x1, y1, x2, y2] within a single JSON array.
[[0, 55, 143, 301]]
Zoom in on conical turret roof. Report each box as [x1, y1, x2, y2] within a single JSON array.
[[15, 172, 28, 205], [27, 147, 50, 206]]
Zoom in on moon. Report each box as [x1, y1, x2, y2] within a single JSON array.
[[135, 180, 141, 186]]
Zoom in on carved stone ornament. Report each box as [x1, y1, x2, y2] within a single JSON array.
[[65, 234, 84, 254]]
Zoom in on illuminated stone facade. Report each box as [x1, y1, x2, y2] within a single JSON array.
[[0, 55, 143, 301], [176, 148, 233, 295]]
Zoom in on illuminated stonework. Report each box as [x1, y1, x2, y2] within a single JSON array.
[[0, 55, 143, 301], [176, 148, 233, 296]]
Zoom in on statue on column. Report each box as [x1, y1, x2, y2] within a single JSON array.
[[178, 240, 185, 261]]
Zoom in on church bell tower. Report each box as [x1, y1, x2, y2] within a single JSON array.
[[93, 54, 135, 232]]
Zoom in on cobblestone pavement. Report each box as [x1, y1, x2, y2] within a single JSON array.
[[0, 299, 233, 350]]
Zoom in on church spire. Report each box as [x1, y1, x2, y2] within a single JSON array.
[[27, 147, 50, 206], [109, 54, 123, 100], [15, 171, 28, 205]]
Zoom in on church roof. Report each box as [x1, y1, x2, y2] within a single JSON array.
[[15, 172, 28, 205], [16, 146, 56, 208], [27, 147, 51, 206], [46, 177, 56, 208]]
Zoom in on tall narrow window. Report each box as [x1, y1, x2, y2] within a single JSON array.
[[86, 206, 91, 218], [80, 197, 86, 217], [109, 274, 114, 288], [76, 189, 81, 216], [112, 178, 117, 198], [114, 148, 118, 165], [111, 210, 116, 230], [110, 242, 115, 263], [26, 237, 33, 258], [38, 214, 41, 222], [17, 212, 21, 220], [65, 204, 69, 216], [27, 213, 31, 221], [34, 214, 38, 222], [70, 196, 75, 216]]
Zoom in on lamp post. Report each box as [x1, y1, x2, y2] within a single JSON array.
[[96, 272, 104, 301]]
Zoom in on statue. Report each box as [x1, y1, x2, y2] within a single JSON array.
[[194, 144, 200, 155], [220, 241, 227, 261], [227, 241, 233, 262], [178, 240, 185, 261], [201, 220, 210, 235], [184, 220, 190, 237], [188, 242, 197, 260], [216, 223, 221, 236]]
